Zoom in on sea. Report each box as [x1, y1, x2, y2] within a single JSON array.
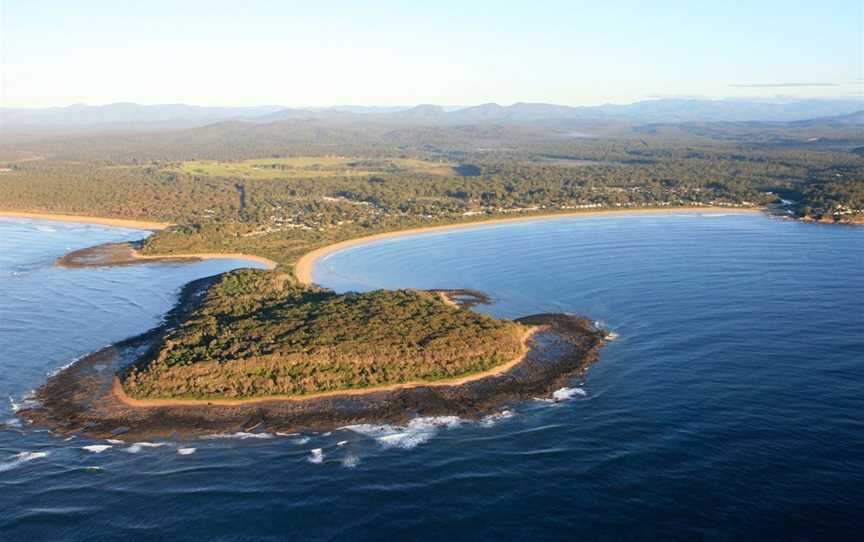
[[0, 213, 862, 541]]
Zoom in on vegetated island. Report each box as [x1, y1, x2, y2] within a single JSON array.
[[19, 213, 629, 440]]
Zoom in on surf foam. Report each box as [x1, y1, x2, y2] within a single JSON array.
[[82, 445, 112, 453], [204, 432, 274, 440], [0, 451, 48, 472], [124, 442, 168, 453], [308, 448, 324, 464], [343, 416, 463, 450], [480, 409, 515, 427]]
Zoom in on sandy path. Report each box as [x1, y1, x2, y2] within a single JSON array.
[[294, 206, 760, 284], [112, 327, 539, 407]]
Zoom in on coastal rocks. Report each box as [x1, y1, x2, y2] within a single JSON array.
[[18, 305, 607, 441]]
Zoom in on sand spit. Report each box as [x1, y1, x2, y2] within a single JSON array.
[[56, 241, 277, 270]]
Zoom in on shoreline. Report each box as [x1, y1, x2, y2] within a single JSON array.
[[56, 240, 278, 271], [0, 210, 173, 231], [112, 327, 539, 408], [20, 300, 605, 440], [294, 206, 761, 284]]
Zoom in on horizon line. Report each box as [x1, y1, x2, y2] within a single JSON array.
[[2, 95, 859, 111]]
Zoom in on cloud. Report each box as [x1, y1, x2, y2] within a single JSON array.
[[729, 83, 838, 88]]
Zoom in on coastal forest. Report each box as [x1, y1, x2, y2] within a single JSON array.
[[2, 114, 862, 269], [122, 270, 526, 399]]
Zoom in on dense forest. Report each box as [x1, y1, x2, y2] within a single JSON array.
[[122, 270, 526, 399], [2, 115, 862, 269]]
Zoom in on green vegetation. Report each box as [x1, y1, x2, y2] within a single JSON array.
[[170, 156, 459, 180], [2, 116, 862, 397], [123, 270, 526, 399], [2, 119, 861, 271]]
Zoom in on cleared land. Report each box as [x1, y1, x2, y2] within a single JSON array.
[[170, 156, 461, 179]]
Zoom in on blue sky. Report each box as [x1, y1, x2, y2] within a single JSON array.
[[1, 0, 861, 107]]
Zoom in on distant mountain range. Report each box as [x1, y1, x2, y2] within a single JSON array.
[[2, 99, 862, 132]]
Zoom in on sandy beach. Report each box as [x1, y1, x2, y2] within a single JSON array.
[[294, 206, 761, 284], [0, 210, 173, 230], [130, 249, 278, 270]]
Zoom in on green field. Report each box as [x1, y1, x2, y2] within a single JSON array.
[[171, 156, 459, 179]]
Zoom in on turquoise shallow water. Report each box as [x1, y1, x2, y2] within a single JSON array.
[[1, 213, 862, 541]]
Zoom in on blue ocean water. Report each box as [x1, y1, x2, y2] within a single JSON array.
[[1, 213, 862, 541]]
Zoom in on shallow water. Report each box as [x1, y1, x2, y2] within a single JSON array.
[[1, 214, 863, 540]]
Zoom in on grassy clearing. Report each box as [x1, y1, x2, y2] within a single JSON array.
[[169, 156, 459, 180]]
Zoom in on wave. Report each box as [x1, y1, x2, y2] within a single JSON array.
[[343, 416, 463, 450], [535, 387, 588, 403], [124, 442, 168, 453], [0, 451, 48, 472], [9, 392, 39, 413], [204, 432, 274, 440], [307, 448, 324, 464], [82, 445, 112, 453], [341, 454, 359, 468], [3, 417, 23, 429], [480, 409, 516, 427], [177, 447, 197, 455]]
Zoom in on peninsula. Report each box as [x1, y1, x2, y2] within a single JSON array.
[[16, 210, 624, 439]]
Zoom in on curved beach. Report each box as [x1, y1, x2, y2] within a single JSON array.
[[295, 206, 759, 284], [0, 210, 173, 230]]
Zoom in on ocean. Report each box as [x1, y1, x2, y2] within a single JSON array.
[[1, 213, 862, 540]]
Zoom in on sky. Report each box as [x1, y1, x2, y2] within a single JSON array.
[[1, 0, 862, 108]]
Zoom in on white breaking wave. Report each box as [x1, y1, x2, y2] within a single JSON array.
[[204, 432, 274, 440], [341, 454, 359, 468], [0, 451, 48, 472], [536, 387, 587, 403], [9, 393, 39, 413], [480, 409, 515, 427], [82, 445, 112, 453], [124, 442, 168, 453], [343, 416, 463, 450], [106, 439, 124, 444], [177, 447, 197, 455], [553, 387, 587, 401], [307, 448, 324, 464], [291, 436, 311, 445]]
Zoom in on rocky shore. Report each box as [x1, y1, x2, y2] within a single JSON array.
[[18, 277, 607, 440]]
